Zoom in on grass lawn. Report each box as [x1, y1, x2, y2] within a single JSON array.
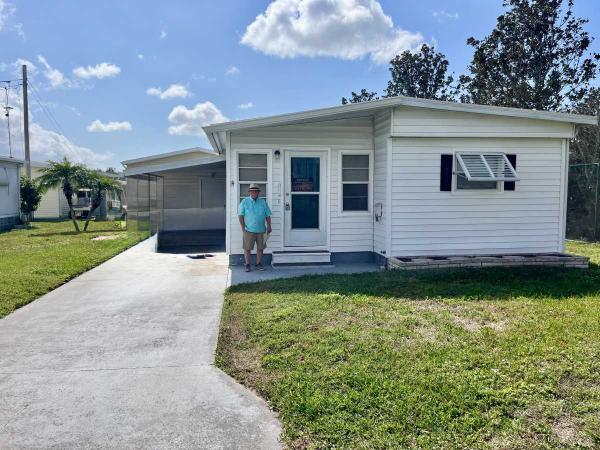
[[0, 220, 146, 319], [217, 241, 600, 449]]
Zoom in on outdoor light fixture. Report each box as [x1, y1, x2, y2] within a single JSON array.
[[274, 150, 281, 159]]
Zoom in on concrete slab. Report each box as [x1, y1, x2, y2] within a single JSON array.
[[228, 262, 381, 287], [0, 237, 281, 449]]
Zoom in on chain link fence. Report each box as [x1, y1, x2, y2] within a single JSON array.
[[567, 163, 600, 241]]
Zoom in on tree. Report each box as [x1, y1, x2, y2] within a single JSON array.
[[82, 171, 123, 231], [460, 0, 600, 110], [341, 44, 456, 104], [105, 167, 118, 175], [37, 158, 87, 232], [342, 89, 379, 105], [384, 44, 456, 100], [20, 177, 42, 226]]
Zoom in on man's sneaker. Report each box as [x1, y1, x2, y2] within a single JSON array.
[[245, 264, 251, 272], [255, 263, 265, 271]]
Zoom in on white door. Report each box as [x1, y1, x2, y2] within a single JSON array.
[[284, 150, 327, 247]]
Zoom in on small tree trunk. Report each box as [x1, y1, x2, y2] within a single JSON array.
[[84, 206, 98, 231]]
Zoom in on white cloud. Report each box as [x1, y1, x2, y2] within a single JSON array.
[[146, 84, 192, 100], [137, 53, 144, 60], [0, 115, 113, 168], [73, 62, 121, 79], [0, 0, 15, 32], [37, 55, 69, 89], [433, 10, 459, 23], [167, 102, 228, 136], [238, 102, 254, 109], [159, 30, 167, 39], [14, 22, 24, 39], [225, 66, 240, 76], [241, 0, 423, 64], [87, 120, 132, 133]]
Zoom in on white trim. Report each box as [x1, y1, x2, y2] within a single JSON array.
[[559, 139, 569, 252], [225, 132, 231, 254], [0, 156, 23, 165], [455, 153, 519, 182], [337, 150, 373, 217], [124, 155, 225, 176], [121, 147, 216, 165], [203, 96, 595, 143], [385, 137, 393, 258]]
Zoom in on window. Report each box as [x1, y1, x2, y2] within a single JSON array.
[[238, 153, 268, 203], [341, 153, 370, 211], [455, 153, 519, 190]]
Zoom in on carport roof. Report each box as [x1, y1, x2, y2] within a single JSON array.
[[122, 147, 224, 176]]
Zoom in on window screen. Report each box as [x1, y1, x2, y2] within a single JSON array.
[[342, 154, 369, 211]]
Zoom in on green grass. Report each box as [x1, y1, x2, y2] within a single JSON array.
[[0, 220, 146, 318], [217, 242, 600, 449]]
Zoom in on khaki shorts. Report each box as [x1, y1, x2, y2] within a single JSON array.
[[243, 231, 267, 251]]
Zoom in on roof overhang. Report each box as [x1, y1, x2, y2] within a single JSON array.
[[0, 156, 24, 165], [123, 151, 225, 177], [202, 96, 597, 153]]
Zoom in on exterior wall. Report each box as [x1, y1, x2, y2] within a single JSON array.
[[373, 110, 391, 256], [161, 166, 226, 231], [0, 162, 20, 228], [31, 167, 70, 219], [390, 137, 566, 256], [392, 106, 575, 138], [228, 117, 374, 255]]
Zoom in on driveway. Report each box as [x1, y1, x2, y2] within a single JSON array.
[[0, 237, 281, 449]]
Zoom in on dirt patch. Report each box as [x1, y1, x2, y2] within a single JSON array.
[[551, 416, 593, 447], [453, 316, 508, 332], [91, 234, 120, 241], [410, 300, 509, 333]]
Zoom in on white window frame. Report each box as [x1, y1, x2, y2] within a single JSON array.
[[338, 150, 373, 216], [236, 149, 272, 206]]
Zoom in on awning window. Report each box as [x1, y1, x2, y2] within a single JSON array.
[[455, 153, 519, 182]]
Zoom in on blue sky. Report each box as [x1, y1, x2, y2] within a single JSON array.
[[0, 0, 599, 169]]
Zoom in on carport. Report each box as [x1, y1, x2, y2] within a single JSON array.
[[122, 147, 226, 252]]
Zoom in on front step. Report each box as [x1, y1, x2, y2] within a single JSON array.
[[272, 250, 331, 265]]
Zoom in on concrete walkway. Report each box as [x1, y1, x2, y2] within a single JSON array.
[[0, 237, 281, 449]]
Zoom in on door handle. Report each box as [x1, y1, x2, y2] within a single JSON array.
[[285, 202, 290, 211]]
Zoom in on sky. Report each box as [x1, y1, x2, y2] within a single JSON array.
[[0, 0, 599, 169]]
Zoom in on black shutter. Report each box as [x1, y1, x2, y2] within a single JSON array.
[[504, 154, 517, 191], [440, 154, 453, 191]]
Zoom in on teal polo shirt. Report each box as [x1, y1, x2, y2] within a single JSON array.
[[238, 196, 272, 233]]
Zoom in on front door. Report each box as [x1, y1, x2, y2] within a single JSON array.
[[284, 150, 327, 247]]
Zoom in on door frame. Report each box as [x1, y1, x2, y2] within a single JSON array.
[[281, 147, 331, 251]]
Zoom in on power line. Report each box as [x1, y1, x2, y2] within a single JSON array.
[[28, 79, 82, 158]]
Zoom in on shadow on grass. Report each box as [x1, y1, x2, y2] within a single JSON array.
[[227, 263, 600, 301], [29, 227, 126, 237]]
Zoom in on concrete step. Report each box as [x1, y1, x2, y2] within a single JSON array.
[[271, 250, 331, 265]]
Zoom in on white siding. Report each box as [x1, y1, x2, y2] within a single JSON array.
[[373, 110, 391, 256], [229, 118, 374, 255], [0, 163, 20, 218], [31, 167, 70, 219], [390, 137, 565, 256], [393, 107, 574, 138]]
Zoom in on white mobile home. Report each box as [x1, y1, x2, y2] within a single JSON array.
[[0, 156, 23, 231], [123, 96, 595, 266], [31, 161, 71, 220]]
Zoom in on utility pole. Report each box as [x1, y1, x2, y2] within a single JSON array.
[[22, 64, 31, 177]]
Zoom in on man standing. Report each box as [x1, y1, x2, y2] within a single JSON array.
[[238, 184, 272, 272]]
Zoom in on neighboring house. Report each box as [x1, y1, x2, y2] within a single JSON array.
[[31, 161, 71, 220], [31, 161, 125, 220], [0, 155, 23, 231], [122, 96, 596, 266]]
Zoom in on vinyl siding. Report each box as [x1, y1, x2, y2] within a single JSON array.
[[390, 137, 565, 256], [229, 117, 374, 254], [392, 107, 574, 138], [373, 110, 391, 256]]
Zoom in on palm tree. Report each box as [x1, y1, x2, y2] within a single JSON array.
[[37, 158, 86, 232], [83, 172, 123, 231]]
